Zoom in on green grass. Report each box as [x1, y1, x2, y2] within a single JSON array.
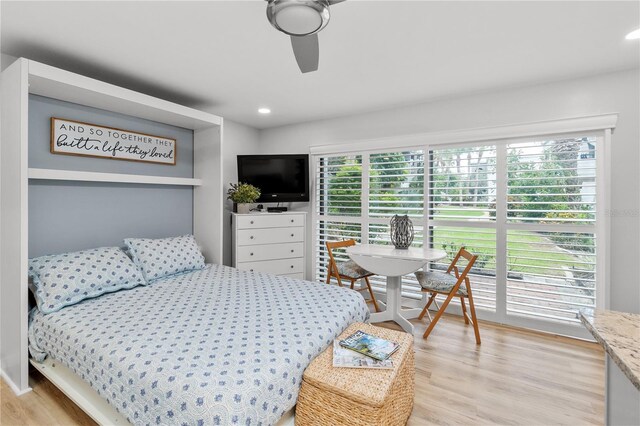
[[435, 208, 489, 218], [429, 207, 593, 277], [433, 228, 593, 277]]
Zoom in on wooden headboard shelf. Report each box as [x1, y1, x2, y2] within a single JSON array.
[[28, 168, 203, 186]]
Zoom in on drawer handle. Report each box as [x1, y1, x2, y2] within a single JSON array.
[[291, 249, 294, 253], [250, 269, 254, 272], [250, 236, 254, 240], [250, 253, 254, 256], [291, 233, 294, 237], [290, 265, 294, 269], [290, 219, 294, 223], [250, 220, 254, 224]]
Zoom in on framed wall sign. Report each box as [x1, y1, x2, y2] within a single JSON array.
[[50, 117, 177, 165]]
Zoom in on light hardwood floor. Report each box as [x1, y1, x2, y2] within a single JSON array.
[[1, 314, 604, 426]]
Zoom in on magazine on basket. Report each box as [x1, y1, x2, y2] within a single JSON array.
[[332, 340, 394, 369], [339, 330, 400, 361]]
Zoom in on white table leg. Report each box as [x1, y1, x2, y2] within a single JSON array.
[[369, 276, 415, 334], [393, 313, 414, 334], [399, 308, 424, 320]]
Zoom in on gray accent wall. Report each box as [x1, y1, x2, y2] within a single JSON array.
[[29, 94, 194, 177], [29, 182, 193, 257], [28, 95, 195, 257]]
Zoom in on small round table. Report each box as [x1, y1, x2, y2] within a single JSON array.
[[346, 244, 447, 334]]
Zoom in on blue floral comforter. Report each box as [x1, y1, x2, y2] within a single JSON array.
[[29, 264, 369, 425]]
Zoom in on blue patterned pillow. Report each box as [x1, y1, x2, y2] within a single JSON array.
[[29, 247, 146, 314], [124, 235, 206, 282]]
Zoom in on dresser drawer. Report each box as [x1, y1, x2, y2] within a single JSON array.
[[237, 258, 304, 275], [236, 214, 305, 229], [237, 227, 304, 246], [236, 242, 303, 263]]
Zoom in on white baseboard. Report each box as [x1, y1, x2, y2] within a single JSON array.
[[1, 368, 32, 396]]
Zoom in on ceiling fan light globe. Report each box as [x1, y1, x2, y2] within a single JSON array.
[[276, 6, 322, 35], [267, 0, 330, 36]]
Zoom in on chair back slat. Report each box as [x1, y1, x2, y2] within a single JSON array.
[[326, 239, 356, 250], [325, 239, 356, 277], [458, 247, 476, 262], [445, 246, 478, 288]]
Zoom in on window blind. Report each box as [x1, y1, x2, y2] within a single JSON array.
[[505, 137, 597, 322], [428, 145, 498, 311], [314, 134, 600, 329], [369, 151, 424, 219], [315, 155, 362, 218], [506, 138, 596, 224], [429, 145, 497, 221]]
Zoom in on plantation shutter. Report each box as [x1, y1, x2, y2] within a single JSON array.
[[367, 151, 425, 298], [313, 125, 605, 334], [428, 145, 498, 311], [505, 137, 597, 322], [315, 155, 363, 283], [314, 151, 426, 298]]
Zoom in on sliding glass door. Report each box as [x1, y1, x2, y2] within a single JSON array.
[[503, 137, 597, 325], [313, 132, 603, 336], [428, 144, 498, 312]]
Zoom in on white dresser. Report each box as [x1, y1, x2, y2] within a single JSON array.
[[231, 211, 306, 279]]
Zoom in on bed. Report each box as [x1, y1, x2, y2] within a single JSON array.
[[29, 264, 369, 425]]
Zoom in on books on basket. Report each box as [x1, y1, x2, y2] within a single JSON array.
[[339, 330, 400, 362], [332, 340, 394, 369]]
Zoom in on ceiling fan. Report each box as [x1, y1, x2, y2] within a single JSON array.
[[265, 0, 346, 73]]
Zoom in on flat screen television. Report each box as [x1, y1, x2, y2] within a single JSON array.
[[237, 154, 310, 203]]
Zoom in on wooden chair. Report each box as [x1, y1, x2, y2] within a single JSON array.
[[325, 239, 380, 312], [414, 247, 481, 344]]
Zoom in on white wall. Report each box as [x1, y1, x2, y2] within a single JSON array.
[[258, 68, 640, 316], [222, 119, 261, 266], [1, 53, 17, 70]]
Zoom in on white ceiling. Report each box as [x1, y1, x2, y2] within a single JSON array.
[[2, 1, 638, 129]]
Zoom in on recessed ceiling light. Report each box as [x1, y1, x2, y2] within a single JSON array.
[[626, 28, 640, 40], [258, 108, 271, 114]]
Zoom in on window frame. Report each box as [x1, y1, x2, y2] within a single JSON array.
[[310, 116, 614, 339]]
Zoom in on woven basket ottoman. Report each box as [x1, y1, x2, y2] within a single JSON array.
[[296, 322, 415, 426]]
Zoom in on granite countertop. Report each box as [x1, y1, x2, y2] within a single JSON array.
[[580, 309, 640, 391]]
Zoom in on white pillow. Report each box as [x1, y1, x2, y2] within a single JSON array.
[[28, 247, 146, 314], [124, 235, 206, 282]]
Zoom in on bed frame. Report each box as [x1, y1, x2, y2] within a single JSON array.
[[30, 358, 295, 426], [31, 358, 129, 425], [0, 58, 226, 421]]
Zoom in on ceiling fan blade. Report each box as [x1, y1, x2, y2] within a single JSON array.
[[290, 34, 319, 73]]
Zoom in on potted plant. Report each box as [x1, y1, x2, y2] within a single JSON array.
[[227, 182, 261, 214]]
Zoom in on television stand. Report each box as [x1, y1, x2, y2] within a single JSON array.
[[267, 207, 288, 213]]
